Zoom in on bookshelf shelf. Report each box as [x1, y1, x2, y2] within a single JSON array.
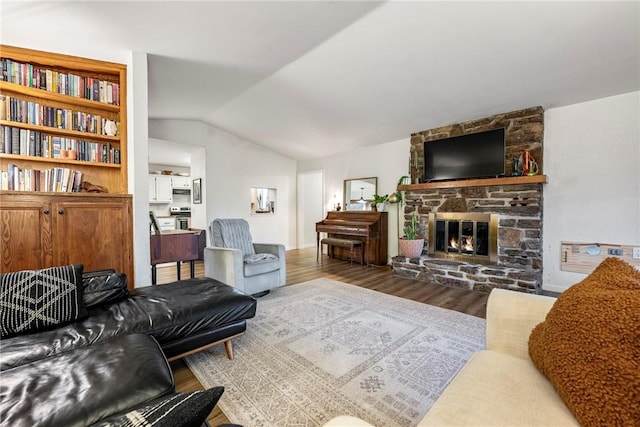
[[0, 120, 121, 143], [0, 152, 121, 168], [0, 81, 120, 113]]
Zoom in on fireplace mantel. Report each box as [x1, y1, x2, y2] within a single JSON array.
[[398, 175, 547, 191]]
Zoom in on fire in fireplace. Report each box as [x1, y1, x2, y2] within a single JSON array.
[[428, 213, 498, 264]]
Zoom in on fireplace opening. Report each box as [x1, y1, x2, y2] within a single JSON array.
[[429, 213, 498, 264]]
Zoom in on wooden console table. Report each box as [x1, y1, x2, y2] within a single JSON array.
[[150, 229, 206, 284]]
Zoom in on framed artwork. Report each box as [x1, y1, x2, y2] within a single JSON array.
[[193, 178, 202, 204]]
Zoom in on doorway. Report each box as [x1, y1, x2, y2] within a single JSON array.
[[297, 170, 324, 249]]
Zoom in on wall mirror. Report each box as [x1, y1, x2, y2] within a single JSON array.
[[251, 187, 277, 215], [344, 177, 377, 211]]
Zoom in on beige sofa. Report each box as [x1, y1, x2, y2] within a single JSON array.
[[324, 288, 579, 426]]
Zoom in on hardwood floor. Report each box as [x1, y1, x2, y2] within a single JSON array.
[[169, 247, 489, 425]]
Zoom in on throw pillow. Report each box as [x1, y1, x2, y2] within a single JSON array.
[[96, 387, 224, 427], [0, 264, 87, 338], [528, 257, 640, 427], [82, 269, 129, 308]]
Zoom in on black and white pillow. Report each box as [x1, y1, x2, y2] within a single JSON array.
[[0, 264, 86, 338], [98, 387, 224, 427]]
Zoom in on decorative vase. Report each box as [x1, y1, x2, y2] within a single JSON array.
[[398, 238, 425, 258], [376, 203, 386, 212]]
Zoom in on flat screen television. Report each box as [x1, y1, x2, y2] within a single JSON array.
[[423, 128, 505, 182]]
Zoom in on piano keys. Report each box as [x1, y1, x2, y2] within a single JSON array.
[[316, 211, 388, 265]]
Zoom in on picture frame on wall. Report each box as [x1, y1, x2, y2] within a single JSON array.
[[193, 178, 202, 204]]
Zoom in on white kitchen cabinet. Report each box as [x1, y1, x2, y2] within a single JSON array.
[[149, 175, 173, 203], [171, 176, 191, 190]]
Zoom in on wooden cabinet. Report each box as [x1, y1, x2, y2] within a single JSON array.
[[171, 176, 191, 190], [149, 175, 172, 203], [0, 192, 133, 286]]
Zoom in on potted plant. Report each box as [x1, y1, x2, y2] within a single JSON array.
[[388, 175, 410, 204], [398, 212, 425, 258], [372, 194, 388, 212]]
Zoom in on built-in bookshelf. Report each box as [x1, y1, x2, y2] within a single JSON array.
[[0, 46, 133, 284], [0, 45, 127, 193]]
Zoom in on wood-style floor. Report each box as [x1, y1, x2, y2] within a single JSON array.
[[163, 247, 489, 426]]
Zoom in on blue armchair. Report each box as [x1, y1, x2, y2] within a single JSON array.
[[204, 218, 286, 296]]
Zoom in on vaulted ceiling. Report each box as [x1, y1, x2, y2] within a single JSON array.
[[2, 1, 639, 161]]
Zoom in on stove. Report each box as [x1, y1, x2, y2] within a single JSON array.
[[170, 206, 191, 216], [170, 206, 191, 229]]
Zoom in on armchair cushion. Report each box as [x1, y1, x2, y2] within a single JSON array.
[[244, 256, 280, 277]]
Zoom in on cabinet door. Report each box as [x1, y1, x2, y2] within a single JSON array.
[[171, 176, 191, 189], [149, 175, 172, 203], [0, 196, 53, 272], [149, 175, 158, 202], [53, 197, 133, 281]]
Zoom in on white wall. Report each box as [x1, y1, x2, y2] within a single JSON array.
[[543, 91, 640, 292], [298, 138, 410, 261], [129, 52, 152, 287], [149, 119, 297, 249], [297, 170, 325, 248]]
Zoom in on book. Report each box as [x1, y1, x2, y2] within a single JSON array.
[[7, 163, 15, 191], [72, 171, 83, 192], [11, 128, 19, 154]]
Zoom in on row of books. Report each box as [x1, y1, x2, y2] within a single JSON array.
[[1, 95, 119, 136], [2, 163, 83, 192], [1, 58, 120, 105], [0, 125, 121, 164]]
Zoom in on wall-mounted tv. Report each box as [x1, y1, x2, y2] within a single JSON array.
[[423, 128, 505, 182]]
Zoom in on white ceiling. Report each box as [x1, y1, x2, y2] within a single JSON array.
[[2, 1, 639, 162]]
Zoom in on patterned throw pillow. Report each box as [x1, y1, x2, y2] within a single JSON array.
[[0, 264, 86, 338], [96, 387, 224, 427]]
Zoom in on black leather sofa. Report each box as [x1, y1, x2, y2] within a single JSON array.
[[0, 268, 257, 427]]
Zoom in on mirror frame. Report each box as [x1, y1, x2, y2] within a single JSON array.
[[343, 177, 377, 210]]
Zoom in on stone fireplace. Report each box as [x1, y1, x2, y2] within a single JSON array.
[[392, 107, 545, 294]]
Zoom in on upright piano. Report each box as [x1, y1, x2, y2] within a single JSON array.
[[316, 211, 388, 265]]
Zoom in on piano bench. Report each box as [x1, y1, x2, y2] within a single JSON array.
[[319, 238, 364, 265]]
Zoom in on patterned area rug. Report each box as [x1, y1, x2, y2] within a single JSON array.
[[185, 278, 485, 427]]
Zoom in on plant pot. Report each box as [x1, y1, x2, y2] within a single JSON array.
[[398, 238, 424, 258], [376, 203, 386, 212]]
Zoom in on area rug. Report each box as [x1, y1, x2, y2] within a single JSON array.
[[185, 278, 486, 427]]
